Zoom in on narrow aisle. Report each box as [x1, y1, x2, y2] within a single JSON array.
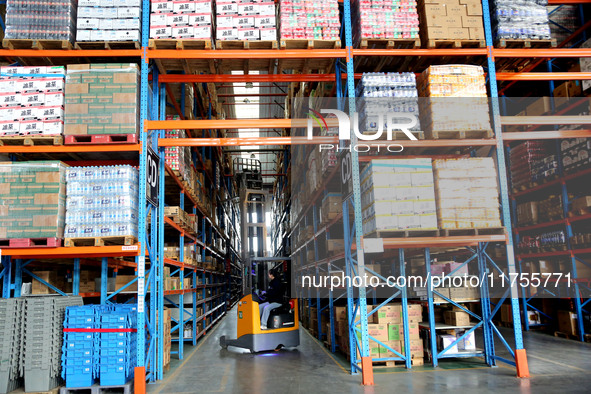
[[148, 306, 367, 394]]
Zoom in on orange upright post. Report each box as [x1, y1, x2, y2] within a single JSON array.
[[515, 349, 530, 378], [360, 357, 374, 385], [134, 366, 146, 394]]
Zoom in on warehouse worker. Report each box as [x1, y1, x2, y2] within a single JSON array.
[[259, 269, 284, 330]]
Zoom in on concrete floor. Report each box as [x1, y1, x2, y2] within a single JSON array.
[[148, 307, 591, 394]]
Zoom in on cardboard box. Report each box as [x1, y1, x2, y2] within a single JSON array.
[[572, 196, 591, 212], [553, 81, 582, 99], [401, 339, 424, 358], [31, 271, 59, 294], [444, 310, 470, 326], [526, 97, 552, 116], [557, 310, 577, 336], [501, 304, 513, 323], [438, 334, 458, 354], [367, 323, 388, 342]]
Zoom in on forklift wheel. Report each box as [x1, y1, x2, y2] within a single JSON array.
[[274, 344, 284, 351], [219, 336, 228, 349]]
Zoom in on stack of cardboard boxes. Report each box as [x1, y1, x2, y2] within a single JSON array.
[[150, 0, 213, 40], [64, 63, 139, 137], [418, 0, 484, 42], [163, 307, 172, 368], [278, 0, 340, 40], [433, 158, 501, 229], [352, 0, 420, 43], [361, 158, 438, 235], [0, 161, 67, 242], [216, 0, 277, 41], [77, 0, 142, 43]]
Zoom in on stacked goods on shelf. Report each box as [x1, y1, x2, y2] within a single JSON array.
[[418, 0, 484, 43], [4, 0, 77, 44], [61, 304, 137, 388], [516, 194, 564, 226], [320, 193, 341, 225], [150, 0, 213, 41], [351, 0, 419, 44], [356, 72, 422, 140], [0, 66, 66, 137], [518, 230, 567, 253], [0, 161, 67, 242], [161, 307, 172, 368], [433, 158, 501, 229], [24, 296, 83, 392], [361, 158, 437, 236], [278, 0, 340, 41], [64, 63, 139, 139], [531, 155, 559, 184], [560, 138, 591, 174], [216, 0, 277, 41], [509, 141, 551, 190], [64, 165, 138, 240], [417, 65, 491, 139], [0, 299, 24, 394], [490, 0, 551, 43], [546, 5, 580, 44], [436, 306, 477, 354], [76, 0, 141, 43]]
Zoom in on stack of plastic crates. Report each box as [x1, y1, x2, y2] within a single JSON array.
[[0, 299, 24, 394], [99, 305, 137, 386], [23, 296, 83, 392], [62, 305, 99, 388]]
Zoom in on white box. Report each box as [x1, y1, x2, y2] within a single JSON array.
[[21, 66, 47, 74], [17, 79, 40, 93], [194, 0, 212, 13], [258, 2, 275, 16], [114, 18, 140, 30], [169, 14, 189, 26], [41, 106, 64, 120], [0, 79, 18, 93], [152, 0, 174, 13], [172, 26, 194, 39], [90, 30, 107, 41], [45, 92, 65, 107], [173, 1, 195, 14], [0, 108, 17, 121], [100, 19, 114, 30], [43, 120, 64, 135], [150, 13, 169, 26], [46, 66, 66, 75], [216, 27, 238, 40], [115, 0, 141, 6], [21, 92, 44, 106], [78, 0, 101, 6], [193, 25, 211, 39], [0, 92, 20, 107], [78, 7, 103, 18], [0, 66, 20, 75], [101, 0, 115, 6], [116, 30, 140, 41], [189, 13, 212, 25], [17, 107, 39, 121], [150, 26, 172, 39], [235, 16, 255, 28], [76, 30, 92, 41], [217, 1, 238, 14], [78, 18, 101, 30], [255, 15, 275, 28], [419, 214, 437, 229], [118, 7, 141, 19], [0, 121, 19, 135], [397, 214, 421, 229], [20, 120, 44, 135], [238, 27, 258, 40], [216, 15, 234, 28], [439, 334, 459, 354], [456, 330, 476, 351], [238, 3, 258, 15]]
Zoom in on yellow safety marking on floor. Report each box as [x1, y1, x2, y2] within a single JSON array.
[[152, 313, 226, 394], [528, 354, 587, 372], [303, 328, 348, 374], [214, 364, 231, 392]]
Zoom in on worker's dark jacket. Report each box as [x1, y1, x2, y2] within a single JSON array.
[[266, 277, 284, 303]]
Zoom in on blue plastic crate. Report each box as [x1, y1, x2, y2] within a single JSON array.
[[99, 355, 126, 366], [64, 332, 94, 342], [63, 348, 93, 358], [64, 366, 94, 388], [99, 370, 129, 386], [100, 348, 125, 357], [64, 356, 93, 367]]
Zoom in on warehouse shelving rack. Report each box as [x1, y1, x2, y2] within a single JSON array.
[[0, 0, 588, 390]]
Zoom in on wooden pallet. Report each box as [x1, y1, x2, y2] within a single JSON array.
[[279, 39, 341, 49], [372, 357, 424, 368], [64, 236, 137, 247], [426, 129, 494, 140], [0, 237, 61, 248], [425, 39, 485, 49], [438, 227, 505, 237], [64, 134, 138, 145], [58, 381, 132, 394], [497, 38, 557, 49], [359, 38, 420, 49], [216, 40, 277, 50], [164, 206, 195, 233], [149, 39, 212, 50], [366, 229, 439, 238], [0, 135, 63, 146], [554, 331, 580, 341], [75, 41, 140, 50], [2, 39, 73, 50]]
